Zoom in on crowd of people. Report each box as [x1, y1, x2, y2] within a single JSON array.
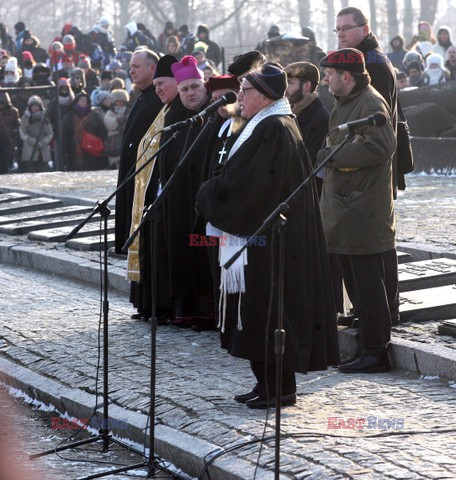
[[0, 8, 442, 407]]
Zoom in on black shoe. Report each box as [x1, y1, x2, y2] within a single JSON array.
[[131, 313, 142, 320], [337, 313, 356, 327], [338, 354, 391, 374], [339, 355, 360, 366], [140, 316, 150, 322], [234, 390, 258, 403], [245, 393, 297, 409]]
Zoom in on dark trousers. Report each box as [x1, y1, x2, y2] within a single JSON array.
[[250, 360, 296, 398], [382, 248, 400, 323], [337, 253, 391, 356]]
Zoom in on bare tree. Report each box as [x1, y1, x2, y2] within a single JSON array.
[[420, 0, 439, 24], [387, 0, 399, 41], [403, 0, 414, 45], [326, 0, 335, 51], [297, 0, 311, 30], [369, 0, 378, 34]]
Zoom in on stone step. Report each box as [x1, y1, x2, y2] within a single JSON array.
[[399, 258, 456, 292], [66, 233, 115, 251], [400, 284, 456, 322], [0, 205, 94, 226], [0, 192, 31, 203], [0, 214, 102, 235], [0, 197, 62, 216], [28, 219, 115, 242], [397, 250, 413, 264]]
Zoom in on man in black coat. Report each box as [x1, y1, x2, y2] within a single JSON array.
[[196, 63, 339, 409], [335, 6, 400, 326], [115, 49, 162, 319]]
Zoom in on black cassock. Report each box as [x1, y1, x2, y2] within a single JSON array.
[[196, 114, 340, 373]]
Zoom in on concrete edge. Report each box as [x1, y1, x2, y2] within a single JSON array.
[[396, 241, 456, 261], [338, 327, 456, 381], [0, 356, 272, 480], [0, 185, 103, 207], [0, 240, 129, 294]]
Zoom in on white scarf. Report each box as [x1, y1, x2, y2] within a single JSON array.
[[211, 97, 292, 332]]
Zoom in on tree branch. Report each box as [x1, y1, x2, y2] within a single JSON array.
[[210, 0, 250, 31]]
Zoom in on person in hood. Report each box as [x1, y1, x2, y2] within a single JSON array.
[[62, 92, 108, 170], [16, 30, 48, 65], [445, 44, 456, 80], [387, 35, 408, 71], [47, 41, 65, 79], [19, 95, 53, 172], [0, 23, 15, 55], [70, 67, 86, 95], [0, 91, 20, 173], [104, 88, 130, 168], [90, 17, 116, 67], [196, 24, 221, 67], [422, 52, 450, 86], [123, 21, 155, 51], [177, 24, 195, 56], [434, 26, 453, 59], [14, 21, 26, 51], [157, 21, 176, 52], [2, 57, 21, 85], [62, 34, 84, 65], [79, 56, 100, 95]]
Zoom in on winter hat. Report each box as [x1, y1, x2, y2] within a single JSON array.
[[227, 50, 266, 77], [245, 62, 288, 100], [403, 50, 425, 71], [285, 61, 320, 85], [205, 74, 240, 94], [171, 55, 204, 84], [5, 57, 18, 72], [193, 41, 208, 53], [101, 70, 114, 81], [426, 53, 445, 69], [58, 77, 71, 88], [51, 41, 64, 52], [96, 90, 111, 104], [110, 77, 125, 90], [154, 54, 178, 79], [320, 48, 366, 74], [99, 17, 110, 28], [62, 23, 73, 36], [124, 21, 137, 36], [111, 89, 129, 103], [63, 34, 75, 45], [22, 30, 32, 41], [22, 51, 35, 63], [27, 95, 44, 108], [197, 24, 209, 35], [165, 21, 174, 30], [108, 59, 122, 71], [14, 21, 26, 32], [178, 25, 189, 35], [79, 57, 91, 69], [268, 25, 280, 38]]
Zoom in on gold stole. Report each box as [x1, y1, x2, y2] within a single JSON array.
[[127, 105, 167, 281]]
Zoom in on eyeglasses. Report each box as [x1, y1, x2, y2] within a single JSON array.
[[333, 25, 364, 34], [240, 87, 255, 94]]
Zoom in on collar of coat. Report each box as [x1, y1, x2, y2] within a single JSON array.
[[335, 76, 371, 105]]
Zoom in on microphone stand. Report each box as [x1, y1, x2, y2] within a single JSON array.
[[29, 131, 184, 480], [223, 132, 355, 480], [122, 114, 216, 477]]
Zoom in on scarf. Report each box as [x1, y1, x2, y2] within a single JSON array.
[[212, 97, 293, 332], [127, 105, 167, 281]]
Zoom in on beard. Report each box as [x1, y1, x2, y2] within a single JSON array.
[[286, 88, 304, 107]]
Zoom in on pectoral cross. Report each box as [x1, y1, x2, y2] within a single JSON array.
[[218, 144, 228, 164]]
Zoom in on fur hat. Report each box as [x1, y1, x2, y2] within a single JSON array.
[[110, 88, 129, 103], [197, 24, 209, 35], [171, 55, 204, 84], [27, 95, 44, 108], [320, 48, 366, 74], [245, 62, 287, 100]]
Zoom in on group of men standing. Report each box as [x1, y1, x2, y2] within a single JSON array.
[[115, 6, 401, 409]]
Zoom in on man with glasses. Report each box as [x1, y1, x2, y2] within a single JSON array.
[[196, 63, 339, 408], [334, 6, 401, 330]]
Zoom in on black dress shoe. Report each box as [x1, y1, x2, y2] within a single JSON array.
[[131, 313, 142, 320], [339, 355, 360, 366], [234, 390, 258, 403], [338, 354, 391, 374], [245, 393, 297, 409]]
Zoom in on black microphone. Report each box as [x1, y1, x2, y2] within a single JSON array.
[[336, 112, 387, 132], [162, 91, 238, 132]]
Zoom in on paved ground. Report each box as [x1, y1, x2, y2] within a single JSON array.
[[1, 172, 456, 479]]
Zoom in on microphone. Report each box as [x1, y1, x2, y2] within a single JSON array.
[[335, 112, 387, 133], [162, 91, 238, 132]]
